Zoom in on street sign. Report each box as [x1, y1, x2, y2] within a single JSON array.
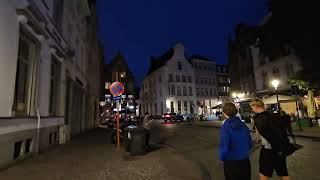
[[112, 96, 121, 101], [110, 82, 125, 97]]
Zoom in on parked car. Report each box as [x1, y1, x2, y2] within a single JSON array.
[[162, 112, 176, 122], [182, 114, 196, 121], [174, 114, 184, 122], [204, 114, 219, 121]]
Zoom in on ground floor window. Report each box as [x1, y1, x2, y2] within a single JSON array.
[[170, 101, 174, 113], [178, 101, 181, 113], [184, 101, 188, 113], [13, 32, 37, 115], [190, 101, 194, 113]]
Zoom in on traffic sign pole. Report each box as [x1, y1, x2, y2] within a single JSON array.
[[111, 73, 125, 151]]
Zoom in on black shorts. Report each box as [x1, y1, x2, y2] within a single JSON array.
[[259, 147, 288, 177], [224, 159, 251, 180]]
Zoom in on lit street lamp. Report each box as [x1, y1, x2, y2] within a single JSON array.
[[271, 79, 280, 112]]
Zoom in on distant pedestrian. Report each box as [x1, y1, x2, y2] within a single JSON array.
[[219, 102, 252, 180], [143, 113, 153, 148], [281, 111, 295, 143], [250, 99, 292, 180]]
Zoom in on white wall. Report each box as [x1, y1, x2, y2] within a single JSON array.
[[140, 44, 198, 115], [251, 46, 303, 92], [0, 1, 20, 116]]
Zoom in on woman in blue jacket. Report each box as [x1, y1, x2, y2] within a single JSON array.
[[219, 102, 253, 180]]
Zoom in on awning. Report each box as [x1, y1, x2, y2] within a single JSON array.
[[263, 95, 297, 105], [211, 104, 222, 109]]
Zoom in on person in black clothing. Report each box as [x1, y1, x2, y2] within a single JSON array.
[[250, 99, 291, 180], [281, 111, 295, 142]]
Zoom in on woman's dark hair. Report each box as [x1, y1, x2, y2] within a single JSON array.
[[222, 102, 238, 117]]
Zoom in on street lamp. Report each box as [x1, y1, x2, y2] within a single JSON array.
[[271, 79, 280, 112]]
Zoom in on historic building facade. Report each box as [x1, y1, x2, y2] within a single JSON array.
[[102, 53, 136, 114], [190, 57, 219, 115], [140, 44, 197, 116], [216, 64, 231, 101], [139, 44, 225, 116], [228, 24, 258, 95], [0, 0, 102, 167]]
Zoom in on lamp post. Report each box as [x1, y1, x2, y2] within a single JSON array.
[[271, 79, 280, 112]]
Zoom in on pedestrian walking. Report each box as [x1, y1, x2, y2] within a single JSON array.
[[143, 113, 153, 148], [281, 111, 295, 143], [219, 102, 252, 180], [250, 99, 292, 180]]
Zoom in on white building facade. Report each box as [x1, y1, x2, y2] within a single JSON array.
[[190, 58, 219, 115], [251, 46, 303, 93], [140, 44, 197, 116], [0, 0, 100, 168]]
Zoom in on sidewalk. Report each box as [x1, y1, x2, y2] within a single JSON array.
[[0, 128, 202, 180], [191, 120, 320, 139]]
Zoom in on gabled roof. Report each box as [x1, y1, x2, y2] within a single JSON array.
[[147, 48, 174, 75], [189, 55, 215, 63]]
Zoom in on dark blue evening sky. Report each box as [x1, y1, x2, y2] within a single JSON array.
[[96, 0, 268, 84]]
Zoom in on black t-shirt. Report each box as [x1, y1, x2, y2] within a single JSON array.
[[253, 111, 287, 152]]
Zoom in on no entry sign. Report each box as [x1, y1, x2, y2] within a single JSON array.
[[110, 82, 125, 97]]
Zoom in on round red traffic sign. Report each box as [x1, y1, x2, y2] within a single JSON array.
[[110, 82, 125, 97]]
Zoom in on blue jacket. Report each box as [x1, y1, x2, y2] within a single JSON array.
[[219, 117, 252, 161]]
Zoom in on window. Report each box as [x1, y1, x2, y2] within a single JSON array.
[[49, 57, 61, 115], [14, 141, 23, 159], [201, 88, 204, 96], [171, 85, 175, 95], [13, 34, 35, 115], [188, 76, 192, 83], [205, 79, 208, 84], [53, 0, 64, 32], [205, 89, 208, 96], [190, 101, 194, 113], [177, 86, 181, 96], [155, 103, 157, 115], [169, 74, 173, 82], [210, 89, 213, 96], [168, 84, 171, 95], [184, 101, 188, 113], [287, 63, 294, 78], [25, 139, 32, 153], [189, 87, 193, 96], [262, 71, 268, 89], [171, 101, 174, 113], [178, 61, 182, 70], [182, 75, 186, 82], [272, 67, 280, 78], [196, 88, 200, 96], [176, 75, 180, 82], [183, 86, 187, 96], [178, 101, 181, 113]]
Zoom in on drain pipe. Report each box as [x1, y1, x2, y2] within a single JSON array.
[[36, 108, 41, 155]]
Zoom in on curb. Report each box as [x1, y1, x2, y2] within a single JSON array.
[[191, 124, 320, 140]]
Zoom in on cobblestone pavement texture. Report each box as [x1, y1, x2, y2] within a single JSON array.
[[160, 122, 320, 180], [0, 128, 202, 180]]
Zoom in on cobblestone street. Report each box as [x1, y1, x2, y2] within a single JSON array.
[[164, 123, 320, 180], [0, 128, 202, 180]]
